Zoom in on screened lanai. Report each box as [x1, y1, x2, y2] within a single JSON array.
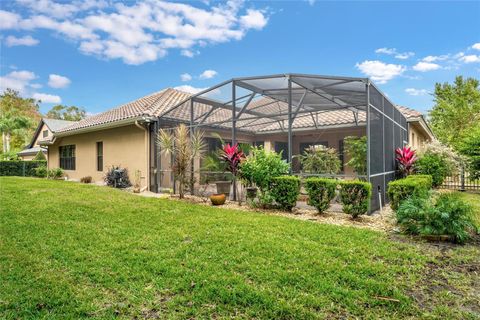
[[156, 74, 408, 211]]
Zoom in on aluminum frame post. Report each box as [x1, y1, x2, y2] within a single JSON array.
[[190, 99, 194, 195], [287, 76, 293, 172], [232, 81, 237, 201], [366, 81, 371, 212]]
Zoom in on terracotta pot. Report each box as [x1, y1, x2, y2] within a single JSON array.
[[210, 193, 226, 206], [246, 187, 257, 199], [215, 181, 231, 196]]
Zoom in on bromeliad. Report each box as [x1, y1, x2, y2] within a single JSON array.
[[220, 143, 245, 176], [395, 146, 417, 177]]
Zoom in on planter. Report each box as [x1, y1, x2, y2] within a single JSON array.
[[215, 181, 231, 196], [210, 193, 226, 206], [246, 187, 258, 199], [133, 186, 141, 193]]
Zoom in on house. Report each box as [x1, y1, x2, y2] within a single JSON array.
[[18, 118, 76, 161], [36, 73, 439, 212]]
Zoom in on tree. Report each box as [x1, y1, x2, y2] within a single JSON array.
[[0, 89, 39, 156], [344, 136, 367, 177], [46, 105, 86, 121], [429, 76, 480, 150]]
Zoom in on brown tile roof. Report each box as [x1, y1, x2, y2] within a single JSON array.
[[57, 88, 423, 134], [395, 105, 423, 119]]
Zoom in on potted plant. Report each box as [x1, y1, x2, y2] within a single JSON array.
[[133, 170, 141, 193]]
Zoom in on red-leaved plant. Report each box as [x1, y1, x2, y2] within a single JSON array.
[[220, 143, 245, 176], [395, 146, 417, 177]]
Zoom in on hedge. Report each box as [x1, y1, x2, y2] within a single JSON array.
[[269, 175, 301, 211], [339, 180, 372, 218], [0, 160, 47, 177], [304, 177, 337, 214], [387, 174, 432, 211]]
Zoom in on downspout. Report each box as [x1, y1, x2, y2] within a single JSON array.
[[135, 119, 150, 192]]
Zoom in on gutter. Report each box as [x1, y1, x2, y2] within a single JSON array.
[[54, 116, 156, 138]]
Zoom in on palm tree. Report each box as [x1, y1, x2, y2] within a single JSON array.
[[157, 124, 205, 198], [0, 111, 31, 155]]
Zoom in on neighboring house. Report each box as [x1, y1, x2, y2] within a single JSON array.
[[396, 106, 434, 151], [18, 118, 76, 161], [37, 87, 435, 192]]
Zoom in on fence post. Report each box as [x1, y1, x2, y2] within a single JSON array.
[[460, 165, 465, 192]]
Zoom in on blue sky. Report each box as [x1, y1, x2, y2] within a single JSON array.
[[1, 0, 479, 115]]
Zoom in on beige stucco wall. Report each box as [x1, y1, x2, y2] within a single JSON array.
[[34, 124, 52, 147], [48, 124, 149, 188], [19, 154, 36, 161], [409, 122, 431, 151]]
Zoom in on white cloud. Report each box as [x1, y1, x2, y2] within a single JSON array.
[[473, 43, 480, 51], [1, 1, 270, 65], [174, 85, 207, 94], [199, 69, 218, 79], [355, 60, 406, 84], [405, 88, 428, 96], [421, 55, 449, 62], [412, 61, 441, 72], [48, 74, 71, 88], [180, 73, 192, 82], [240, 9, 268, 30], [375, 47, 414, 60], [32, 92, 62, 104], [459, 55, 480, 63], [180, 49, 198, 58], [0, 70, 37, 94], [0, 10, 20, 29], [5, 35, 39, 47]]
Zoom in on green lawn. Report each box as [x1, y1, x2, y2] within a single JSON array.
[[1, 177, 479, 319], [455, 191, 480, 227]]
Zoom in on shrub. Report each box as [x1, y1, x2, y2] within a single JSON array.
[[396, 192, 475, 244], [269, 176, 301, 211], [344, 136, 367, 176], [395, 146, 417, 177], [33, 150, 46, 161], [416, 153, 451, 188], [104, 166, 131, 188], [387, 175, 432, 211], [304, 178, 337, 214], [47, 168, 64, 179], [459, 124, 480, 180], [298, 145, 340, 174], [0, 160, 47, 176], [239, 147, 289, 192], [80, 176, 92, 183], [339, 180, 372, 218], [34, 165, 48, 178]]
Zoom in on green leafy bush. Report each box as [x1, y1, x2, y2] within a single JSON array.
[[298, 145, 340, 174], [387, 175, 432, 211], [344, 136, 367, 176], [416, 153, 451, 187], [396, 192, 475, 244], [339, 180, 372, 218], [0, 160, 47, 176], [47, 168, 64, 179], [34, 165, 48, 178], [239, 147, 289, 192], [33, 151, 46, 161], [269, 175, 301, 211], [304, 177, 337, 214]]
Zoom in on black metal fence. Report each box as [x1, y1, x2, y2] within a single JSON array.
[[440, 168, 480, 191]]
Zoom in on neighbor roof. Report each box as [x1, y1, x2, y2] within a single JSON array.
[[17, 146, 46, 156], [54, 87, 424, 135]]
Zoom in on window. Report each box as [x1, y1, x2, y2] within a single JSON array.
[[275, 141, 288, 160], [97, 142, 103, 171], [339, 139, 345, 172], [59, 145, 75, 170], [42, 130, 48, 138], [411, 132, 415, 147]]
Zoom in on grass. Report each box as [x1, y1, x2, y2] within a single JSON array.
[[455, 191, 480, 227], [0, 177, 478, 319]]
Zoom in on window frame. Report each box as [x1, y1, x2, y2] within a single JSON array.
[[96, 141, 103, 172], [42, 130, 49, 138], [59, 145, 76, 170]]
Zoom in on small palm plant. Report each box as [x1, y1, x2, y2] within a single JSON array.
[[219, 143, 245, 177], [157, 124, 205, 199], [395, 146, 417, 177]]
